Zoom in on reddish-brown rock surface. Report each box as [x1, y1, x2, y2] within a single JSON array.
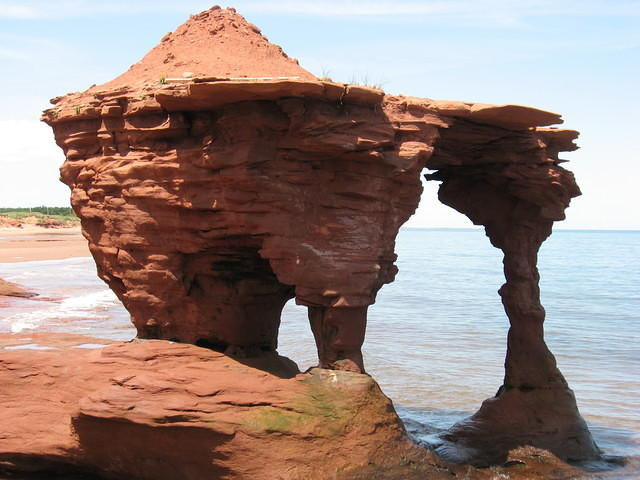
[[38, 4, 605, 473], [0, 334, 418, 480], [0, 334, 628, 480]]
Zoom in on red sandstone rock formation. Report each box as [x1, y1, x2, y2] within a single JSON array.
[[426, 125, 598, 465], [40, 5, 601, 469], [0, 334, 622, 480]]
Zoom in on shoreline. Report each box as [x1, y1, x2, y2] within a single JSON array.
[[0, 226, 91, 298], [0, 226, 90, 264]]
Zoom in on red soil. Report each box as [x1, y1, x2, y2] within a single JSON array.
[[96, 6, 316, 91]]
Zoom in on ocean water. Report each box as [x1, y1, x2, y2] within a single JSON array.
[[1, 228, 638, 464]]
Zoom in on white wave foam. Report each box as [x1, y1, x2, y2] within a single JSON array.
[[10, 320, 39, 333], [58, 290, 118, 313], [6, 289, 121, 333]]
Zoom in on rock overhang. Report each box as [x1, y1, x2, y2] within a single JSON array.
[[42, 74, 574, 132]]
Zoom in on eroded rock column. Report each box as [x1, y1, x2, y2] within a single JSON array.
[[493, 221, 563, 390], [308, 306, 368, 372], [431, 166, 600, 465]]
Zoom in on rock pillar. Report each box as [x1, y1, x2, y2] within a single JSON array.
[[491, 221, 564, 390], [308, 306, 368, 372], [431, 169, 601, 465]]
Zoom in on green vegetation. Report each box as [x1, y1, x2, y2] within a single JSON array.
[[349, 74, 383, 90], [159, 77, 167, 85], [0, 206, 75, 216], [243, 383, 353, 436], [314, 68, 385, 90], [246, 409, 295, 434], [0, 207, 79, 226], [319, 68, 333, 82], [293, 383, 351, 422]]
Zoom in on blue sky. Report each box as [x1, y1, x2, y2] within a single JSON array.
[[1, 0, 638, 229]]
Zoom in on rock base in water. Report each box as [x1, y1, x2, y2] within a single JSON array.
[[431, 386, 601, 466]]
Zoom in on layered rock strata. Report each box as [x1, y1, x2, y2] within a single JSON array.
[[41, 5, 600, 467]]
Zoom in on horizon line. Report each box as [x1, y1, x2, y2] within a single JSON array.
[[400, 226, 640, 233]]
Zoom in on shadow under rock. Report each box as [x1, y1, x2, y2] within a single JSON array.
[[191, 338, 301, 379], [225, 349, 301, 379], [0, 454, 108, 480], [73, 416, 234, 480]]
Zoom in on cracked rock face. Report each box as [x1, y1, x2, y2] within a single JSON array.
[[42, 5, 600, 466]]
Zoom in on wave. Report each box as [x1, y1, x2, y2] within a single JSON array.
[[5, 289, 120, 333]]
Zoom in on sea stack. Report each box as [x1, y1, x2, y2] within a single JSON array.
[[37, 5, 600, 476]]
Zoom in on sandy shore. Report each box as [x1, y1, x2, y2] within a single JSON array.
[[0, 226, 90, 263]]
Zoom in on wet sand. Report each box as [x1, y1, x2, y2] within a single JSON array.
[[0, 226, 89, 263]]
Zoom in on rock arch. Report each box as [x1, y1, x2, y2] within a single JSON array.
[[41, 5, 601, 466], [427, 128, 600, 465]]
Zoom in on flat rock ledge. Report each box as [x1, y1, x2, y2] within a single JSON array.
[[0, 333, 628, 480]]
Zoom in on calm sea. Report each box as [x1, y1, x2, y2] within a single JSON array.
[[1, 228, 638, 465]]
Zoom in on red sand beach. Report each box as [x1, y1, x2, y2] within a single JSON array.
[[0, 226, 89, 264]]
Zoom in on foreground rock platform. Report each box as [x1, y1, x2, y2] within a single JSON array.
[[0, 334, 628, 480]]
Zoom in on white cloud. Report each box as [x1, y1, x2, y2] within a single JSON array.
[[0, 33, 69, 62], [0, 119, 60, 167], [1, 0, 639, 22], [0, 46, 28, 60], [0, 0, 194, 19], [0, 4, 39, 19], [238, 0, 640, 20], [0, 119, 69, 206]]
